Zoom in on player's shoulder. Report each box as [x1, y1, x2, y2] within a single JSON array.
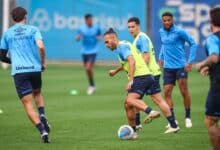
[[206, 33, 219, 44]]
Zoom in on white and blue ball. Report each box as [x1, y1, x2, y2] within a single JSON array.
[[117, 125, 134, 140]]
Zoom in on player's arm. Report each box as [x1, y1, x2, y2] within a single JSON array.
[[195, 37, 219, 72], [36, 39, 46, 71], [0, 49, 11, 64], [0, 33, 11, 64], [180, 29, 197, 72], [109, 66, 123, 77], [75, 28, 82, 41], [96, 26, 102, 41], [126, 55, 135, 91], [195, 54, 219, 72], [137, 36, 150, 64], [159, 45, 164, 67]]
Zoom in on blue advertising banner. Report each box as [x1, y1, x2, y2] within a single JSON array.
[[151, 0, 220, 62], [16, 0, 147, 61]]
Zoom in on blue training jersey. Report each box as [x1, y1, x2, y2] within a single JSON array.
[[0, 24, 42, 75], [76, 24, 101, 54], [159, 25, 197, 68], [206, 33, 220, 56]]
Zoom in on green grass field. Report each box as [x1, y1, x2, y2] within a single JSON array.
[[0, 65, 212, 150]]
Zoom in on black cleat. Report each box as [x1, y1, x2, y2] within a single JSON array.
[[40, 115, 51, 133], [41, 132, 50, 143]]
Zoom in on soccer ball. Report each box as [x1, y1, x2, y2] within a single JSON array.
[[117, 125, 134, 140]]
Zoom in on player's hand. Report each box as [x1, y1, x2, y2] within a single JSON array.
[[126, 80, 133, 91], [194, 63, 202, 72], [109, 70, 116, 77], [42, 63, 46, 72], [200, 66, 209, 76], [185, 64, 191, 72], [159, 60, 163, 67]]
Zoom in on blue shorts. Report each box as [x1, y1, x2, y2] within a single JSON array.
[[82, 54, 97, 64], [13, 72, 42, 99], [205, 89, 220, 117], [163, 68, 187, 85], [145, 75, 161, 95], [129, 75, 161, 98]]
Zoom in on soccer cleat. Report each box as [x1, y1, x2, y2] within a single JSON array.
[[135, 124, 142, 131], [87, 86, 96, 95], [41, 132, 50, 143], [40, 115, 51, 133], [131, 132, 139, 140], [144, 110, 160, 124], [185, 118, 192, 128], [164, 126, 180, 134]]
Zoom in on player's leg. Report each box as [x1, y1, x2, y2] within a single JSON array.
[[31, 72, 50, 133], [127, 75, 160, 123], [124, 100, 138, 139], [204, 116, 220, 149], [177, 68, 192, 128], [163, 68, 176, 119], [83, 54, 96, 95], [13, 73, 49, 143]]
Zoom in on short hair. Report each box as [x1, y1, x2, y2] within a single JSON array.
[[162, 12, 173, 18], [11, 7, 27, 22], [104, 28, 117, 36], [84, 13, 92, 20], [128, 17, 140, 25], [210, 7, 220, 27]]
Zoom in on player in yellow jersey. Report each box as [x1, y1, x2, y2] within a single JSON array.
[[127, 17, 165, 129], [104, 28, 179, 135]]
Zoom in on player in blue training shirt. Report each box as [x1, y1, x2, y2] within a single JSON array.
[[195, 7, 220, 149], [159, 12, 197, 128], [0, 7, 50, 143], [75, 14, 102, 95]]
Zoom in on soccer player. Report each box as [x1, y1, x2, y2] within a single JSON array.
[[127, 17, 161, 130], [195, 7, 220, 149], [159, 12, 197, 128], [104, 28, 179, 135], [75, 14, 102, 95], [0, 7, 50, 143]]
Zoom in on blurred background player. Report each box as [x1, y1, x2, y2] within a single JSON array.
[[159, 12, 197, 128], [127, 17, 161, 130], [195, 7, 220, 150], [75, 14, 102, 95], [104, 28, 179, 135], [0, 7, 50, 143]]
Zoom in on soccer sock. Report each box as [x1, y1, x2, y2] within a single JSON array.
[[170, 108, 175, 118], [167, 115, 177, 128], [38, 107, 45, 116], [36, 123, 45, 134], [185, 107, 191, 118], [144, 107, 152, 114], [132, 126, 137, 132], [89, 79, 94, 86], [135, 112, 141, 125]]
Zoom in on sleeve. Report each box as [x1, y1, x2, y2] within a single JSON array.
[[206, 36, 219, 55], [97, 26, 101, 36], [76, 28, 82, 36], [120, 45, 132, 60], [34, 27, 43, 40], [159, 45, 164, 61], [136, 35, 150, 53], [0, 32, 8, 50], [179, 29, 197, 64]]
